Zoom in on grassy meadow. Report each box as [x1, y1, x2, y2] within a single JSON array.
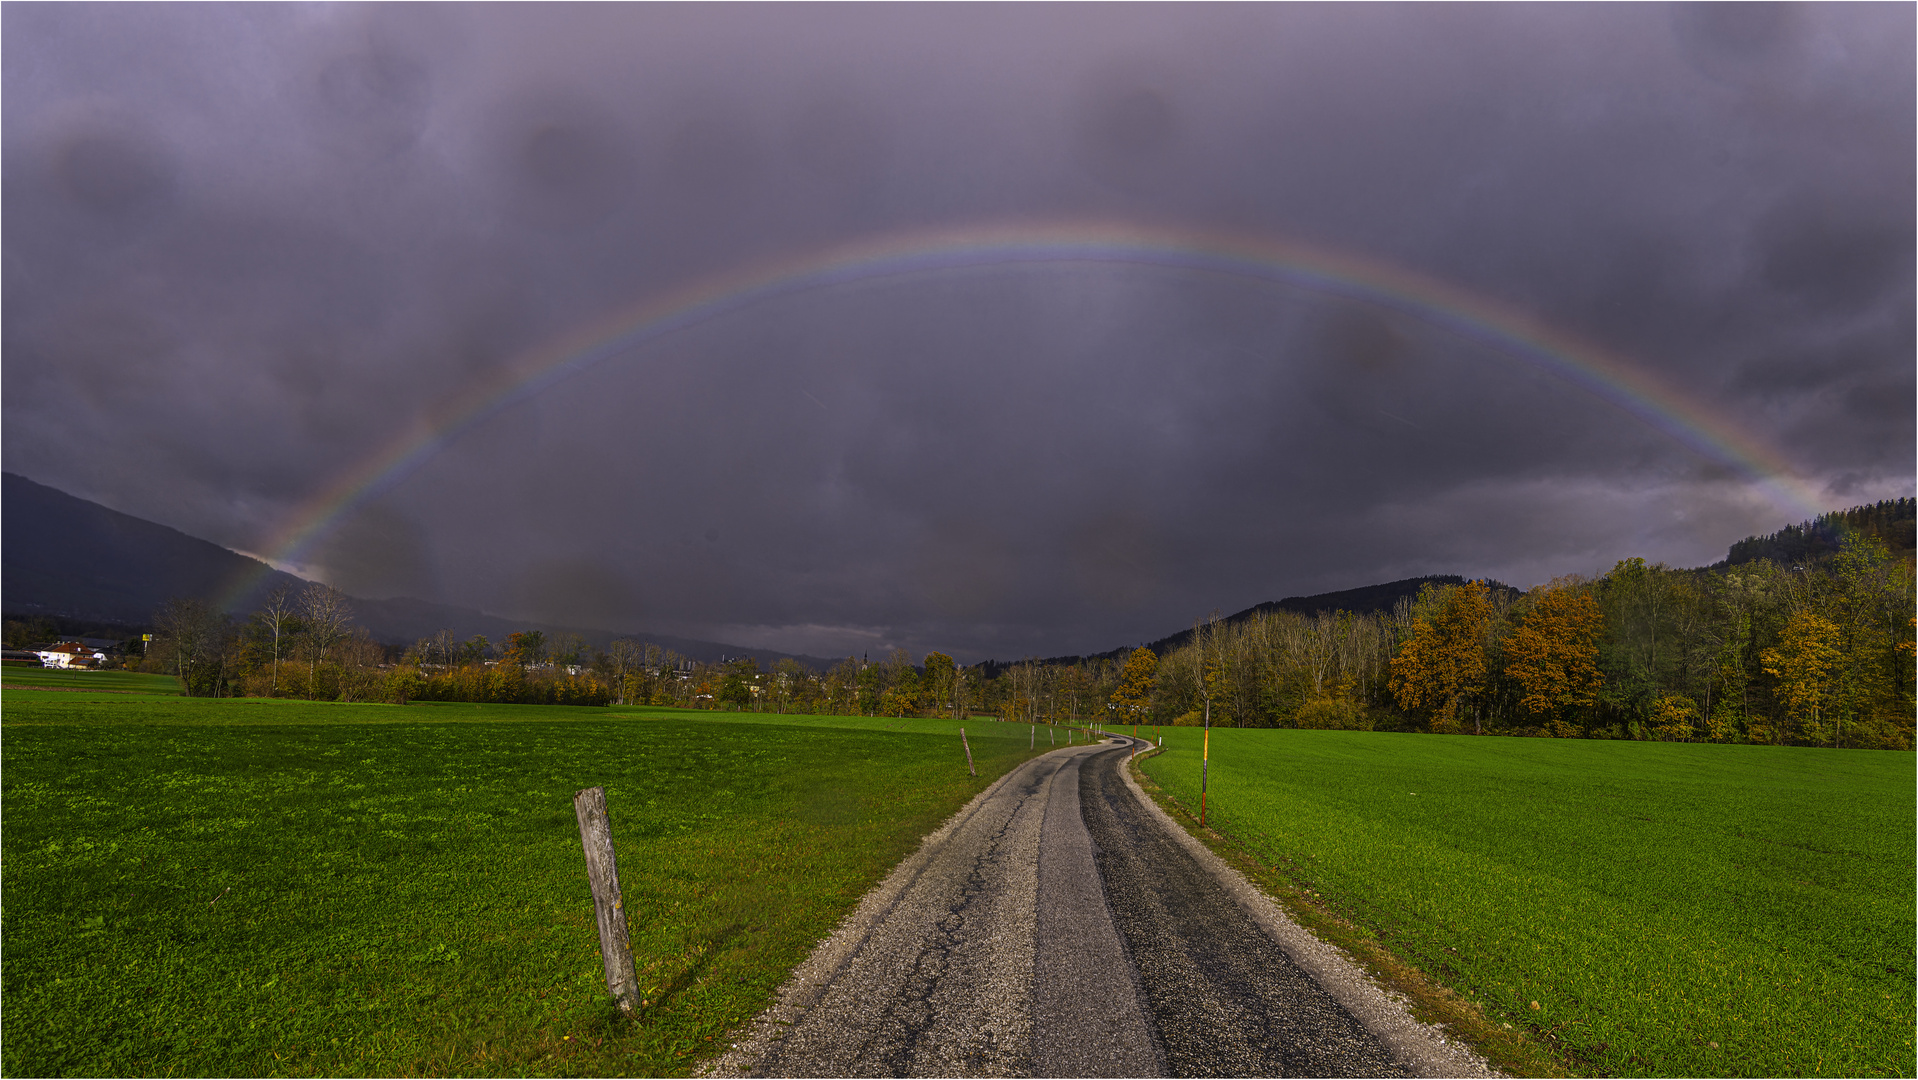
[[2, 665, 183, 694], [2, 697, 1053, 1077], [1137, 727, 1916, 1078]]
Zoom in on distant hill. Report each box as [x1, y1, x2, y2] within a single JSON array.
[[979, 575, 1515, 675], [1, 472, 835, 667], [1721, 498, 1915, 568], [1135, 575, 1520, 656]]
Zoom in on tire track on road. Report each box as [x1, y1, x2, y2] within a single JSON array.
[[1080, 741, 1407, 1077], [711, 736, 1495, 1078]]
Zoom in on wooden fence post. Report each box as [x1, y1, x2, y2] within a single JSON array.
[[574, 786, 639, 1015], [960, 728, 976, 776]]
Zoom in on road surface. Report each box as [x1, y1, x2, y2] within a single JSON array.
[[710, 736, 1492, 1078]]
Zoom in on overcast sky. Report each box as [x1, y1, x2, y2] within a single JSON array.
[[6, 3, 1912, 661]]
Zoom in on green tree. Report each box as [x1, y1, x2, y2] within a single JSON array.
[[855, 657, 881, 715], [922, 652, 957, 717], [718, 656, 758, 710], [823, 657, 858, 715], [717, 671, 751, 709], [458, 636, 492, 666], [1594, 558, 1688, 731]]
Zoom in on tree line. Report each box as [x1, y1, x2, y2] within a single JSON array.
[[137, 501, 1913, 749], [142, 584, 620, 705], [1067, 528, 1912, 749], [877, 515, 1912, 750]]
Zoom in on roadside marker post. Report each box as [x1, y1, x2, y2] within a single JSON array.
[[572, 786, 639, 1016], [1030, 723, 1034, 750], [960, 728, 976, 776], [1201, 724, 1210, 828]]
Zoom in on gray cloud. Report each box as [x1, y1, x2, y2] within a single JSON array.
[[5, 4, 1911, 660]]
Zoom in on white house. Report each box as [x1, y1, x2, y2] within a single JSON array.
[[36, 641, 107, 669]]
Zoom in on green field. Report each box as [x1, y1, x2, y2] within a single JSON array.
[[2, 666, 182, 694], [2, 698, 1053, 1077], [1138, 727, 1916, 1077]]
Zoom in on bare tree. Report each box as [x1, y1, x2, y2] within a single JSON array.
[[254, 585, 298, 695], [551, 632, 587, 673], [334, 628, 385, 703], [431, 627, 459, 673], [299, 582, 354, 699], [1190, 611, 1221, 727], [155, 597, 238, 697], [772, 657, 806, 713], [607, 638, 644, 705]]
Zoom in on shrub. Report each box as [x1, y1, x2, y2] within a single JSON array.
[[1293, 697, 1372, 730]]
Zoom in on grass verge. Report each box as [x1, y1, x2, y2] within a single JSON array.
[[3, 700, 1052, 1077], [1135, 727, 1915, 1078]]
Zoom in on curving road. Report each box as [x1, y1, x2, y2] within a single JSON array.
[[710, 736, 1492, 1078]]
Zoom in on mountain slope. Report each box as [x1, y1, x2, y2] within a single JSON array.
[[3, 472, 303, 625], [1, 473, 832, 666]]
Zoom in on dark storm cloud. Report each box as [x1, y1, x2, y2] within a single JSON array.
[[5, 4, 1911, 660]]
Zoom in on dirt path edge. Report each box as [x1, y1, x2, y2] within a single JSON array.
[[702, 743, 1077, 1077], [1112, 736, 1501, 1079]]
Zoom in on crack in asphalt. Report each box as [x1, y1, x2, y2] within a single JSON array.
[[723, 747, 1059, 1077], [876, 787, 1028, 1074]]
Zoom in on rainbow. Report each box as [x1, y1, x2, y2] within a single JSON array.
[[222, 219, 1822, 609]]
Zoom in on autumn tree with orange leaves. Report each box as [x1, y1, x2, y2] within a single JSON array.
[[1109, 647, 1159, 724], [1503, 584, 1605, 737], [1389, 580, 1496, 733]]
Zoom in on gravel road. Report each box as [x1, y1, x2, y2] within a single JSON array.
[[710, 736, 1494, 1078]]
